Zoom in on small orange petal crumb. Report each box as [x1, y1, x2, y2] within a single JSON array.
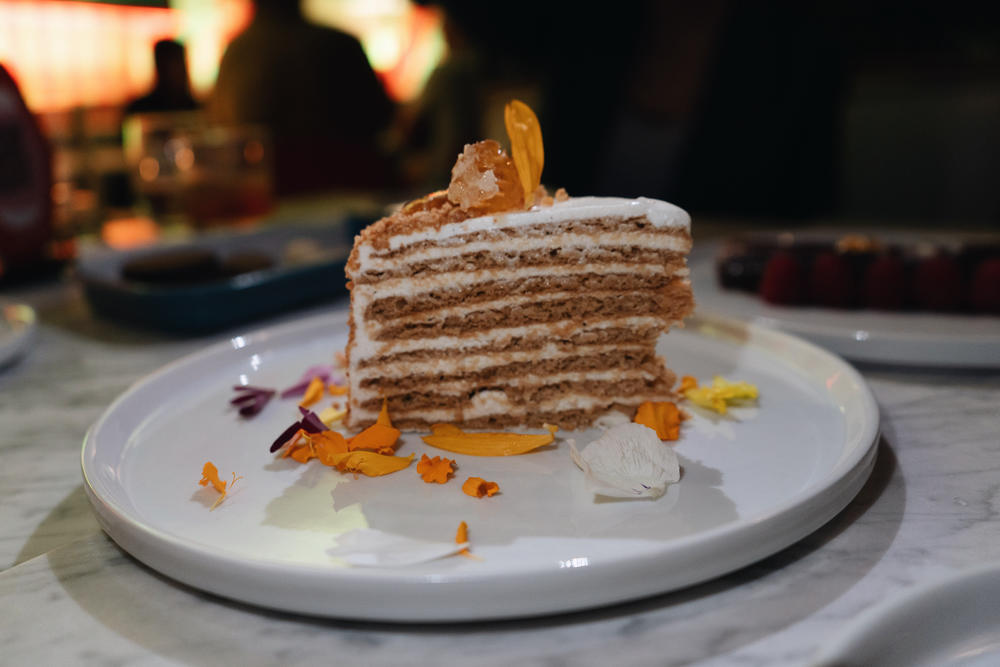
[[634, 401, 681, 441], [198, 462, 241, 510], [679, 375, 698, 393], [416, 454, 455, 483], [462, 477, 500, 498], [299, 376, 325, 407], [328, 384, 349, 396], [632, 401, 681, 440]]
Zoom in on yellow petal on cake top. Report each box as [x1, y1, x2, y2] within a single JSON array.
[[504, 99, 544, 206]]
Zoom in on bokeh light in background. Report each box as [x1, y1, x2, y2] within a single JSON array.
[[0, 0, 442, 113]]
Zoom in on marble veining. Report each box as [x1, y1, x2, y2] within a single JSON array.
[[2, 282, 1000, 666]]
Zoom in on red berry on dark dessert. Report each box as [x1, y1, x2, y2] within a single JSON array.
[[911, 255, 963, 311], [863, 254, 906, 310], [970, 258, 1000, 314], [808, 251, 855, 308], [760, 251, 804, 305]]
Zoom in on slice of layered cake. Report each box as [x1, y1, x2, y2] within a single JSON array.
[[344, 106, 693, 431]]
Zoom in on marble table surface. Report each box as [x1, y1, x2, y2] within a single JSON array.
[[2, 277, 999, 667]]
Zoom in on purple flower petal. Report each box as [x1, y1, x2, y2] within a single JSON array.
[[298, 406, 327, 433], [269, 421, 303, 453]]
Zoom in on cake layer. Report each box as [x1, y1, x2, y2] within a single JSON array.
[[350, 397, 675, 432], [355, 347, 667, 389], [356, 261, 688, 320], [355, 317, 665, 368], [353, 374, 673, 413], [367, 283, 692, 341]]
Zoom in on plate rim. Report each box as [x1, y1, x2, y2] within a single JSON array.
[[81, 310, 880, 621]]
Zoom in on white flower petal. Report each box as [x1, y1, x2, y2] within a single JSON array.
[[328, 528, 468, 567], [570, 423, 680, 499]]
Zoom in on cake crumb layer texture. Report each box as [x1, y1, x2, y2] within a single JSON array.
[[345, 196, 694, 429]]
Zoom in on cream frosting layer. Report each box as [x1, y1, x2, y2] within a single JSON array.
[[347, 390, 675, 425], [350, 342, 650, 383], [356, 230, 690, 276], [386, 197, 689, 251], [350, 315, 665, 363], [352, 262, 677, 303]]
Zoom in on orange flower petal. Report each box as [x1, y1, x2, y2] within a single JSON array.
[[455, 520, 468, 544], [299, 376, 325, 408], [633, 401, 681, 440], [462, 477, 500, 498], [416, 454, 455, 483], [421, 423, 557, 456], [375, 397, 393, 427], [348, 423, 401, 452], [199, 461, 226, 494], [328, 384, 349, 396], [679, 375, 698, 393], [327, 451, 414, 477]]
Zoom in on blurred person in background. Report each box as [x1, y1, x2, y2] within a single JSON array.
[[209, 0, 396, 197], [392, 2, 484, 191], [124, 39, 200, 117]]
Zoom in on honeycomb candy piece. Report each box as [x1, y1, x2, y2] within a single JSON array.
[[447, 140, 524, 214]]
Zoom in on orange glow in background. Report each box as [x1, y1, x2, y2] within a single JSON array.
[[0, 0, 442, 114]]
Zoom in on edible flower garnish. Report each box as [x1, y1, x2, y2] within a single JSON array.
[[416, 454, 455, 484], [683, 376, 759, 415], [326, 451, 415, 478], [230, 385, 275, 417], [421, 423, 558, 456], [455, 520, 471, 557], [318, 405, 347, 426], [504, 99, 544, 206], [462, 477, 500, 498], [633, 401, 681, 440], [198, 461, 242, 510], [679, 375, 698, 393], [299, 376, 325, 408], [279, 365, 340, 399], [569, 423, 679, 499], [269, 407, 326, 453], [328, 384, 349, 396]]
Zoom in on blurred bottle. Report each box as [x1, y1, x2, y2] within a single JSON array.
[[0, 63, 55, 281]]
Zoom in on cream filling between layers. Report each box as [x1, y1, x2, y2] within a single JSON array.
[[350, 342, 649, 384], [349, 315, 665, 363], [356, 230, 690, 276], [361, 288, 680, 340], [348, 391, 674, 425], [349, 368, 662, 404], [352, 262, 679, 304]]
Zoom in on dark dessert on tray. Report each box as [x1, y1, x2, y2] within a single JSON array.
[[716, 233, 1000, 314]]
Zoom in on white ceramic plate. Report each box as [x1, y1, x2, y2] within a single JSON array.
[[814, 564, 1000, 666], [691, 242, 1000, 368], [81, 311, 879, 621], [0, 302, 36, 369]]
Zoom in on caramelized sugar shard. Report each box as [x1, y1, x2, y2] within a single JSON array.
[[447, 140, 524, 214], [504, 100, 544, 206]]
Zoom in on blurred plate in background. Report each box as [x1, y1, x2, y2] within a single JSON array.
[[75, 221, 364, 334]]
